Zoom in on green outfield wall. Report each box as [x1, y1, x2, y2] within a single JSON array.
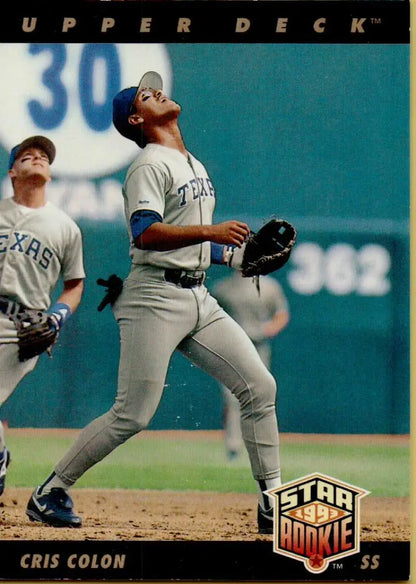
[[0, 42, 409, 434], [2, 218, 409, 434]]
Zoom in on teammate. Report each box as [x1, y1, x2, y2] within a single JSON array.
[[212, 271, 289, 459], [0, 135, 85, 495], [27, 72, 281, 534]]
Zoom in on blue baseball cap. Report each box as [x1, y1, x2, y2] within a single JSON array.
[[9, 135, 56, 170], [112, 71, 163, 141]]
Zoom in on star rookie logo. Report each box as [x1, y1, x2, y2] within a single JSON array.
[[266, 473, 369, 574]]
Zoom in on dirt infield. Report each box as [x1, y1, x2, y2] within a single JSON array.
[[0, 430, 410, 541], [0, 488, 410, 541]]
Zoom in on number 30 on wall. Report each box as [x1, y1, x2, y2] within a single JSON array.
[[0, 43, 171, 178], [288, 242, 391, 296]]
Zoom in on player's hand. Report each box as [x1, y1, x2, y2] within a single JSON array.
[[210, 221, 250, 247]]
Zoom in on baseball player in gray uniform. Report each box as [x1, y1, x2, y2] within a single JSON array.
[[212, 272, 289, 460], [27, 73, 281, 534], [0, 135, 85, 496]]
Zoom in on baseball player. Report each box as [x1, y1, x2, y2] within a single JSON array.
[[27, 72, 281, 534], [212, 272, 289, 460], [0, 135, 85, 496]]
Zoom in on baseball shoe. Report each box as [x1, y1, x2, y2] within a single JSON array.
[[26, 487, 82, 528], [257, 505, 274, 534], [0, 448, 11, 496]]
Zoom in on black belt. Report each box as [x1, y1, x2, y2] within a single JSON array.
[[164, 269, 206, 288], [0, 296, 25, 317]]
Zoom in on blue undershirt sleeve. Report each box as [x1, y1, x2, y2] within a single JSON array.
[[130, 210, 163, 239]]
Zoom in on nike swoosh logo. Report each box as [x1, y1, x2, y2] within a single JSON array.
[[32, 491, 47, 512]]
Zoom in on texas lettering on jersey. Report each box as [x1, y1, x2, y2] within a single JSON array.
[[0, 231, 54, 270], [177, 177, 216, 207]]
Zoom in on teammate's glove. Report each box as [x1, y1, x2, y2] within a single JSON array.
[[10, 309, 59, 362], [97, 274, 124, 311], [226, 218, 297, 277]]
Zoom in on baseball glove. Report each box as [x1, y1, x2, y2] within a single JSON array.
[[97, 274, 123, 311], [10, 309, 58, 362], [239, 218, 297, 277]]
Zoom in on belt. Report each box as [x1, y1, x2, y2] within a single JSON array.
[[164, 269, 206, 288], [0, 296, 25, 317]]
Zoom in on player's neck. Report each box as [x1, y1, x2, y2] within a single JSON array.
[[13, 184, 47, 208], [148, 122, 187, 155]]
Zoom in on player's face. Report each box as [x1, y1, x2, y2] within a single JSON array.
[[131, 88, 181, 125], [9, 148, 51, 183]]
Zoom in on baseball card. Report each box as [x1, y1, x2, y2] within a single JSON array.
[[0, 0, 411, 582]]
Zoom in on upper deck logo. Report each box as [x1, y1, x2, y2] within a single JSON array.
[[267, 473, 369, 574]]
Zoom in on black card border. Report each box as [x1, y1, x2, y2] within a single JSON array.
[[0, 1, 411, 584], [0, 540, 410, 581], [0, 0, 410, 44]]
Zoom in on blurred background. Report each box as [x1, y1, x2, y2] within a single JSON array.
[[0, 42, 409, 435]]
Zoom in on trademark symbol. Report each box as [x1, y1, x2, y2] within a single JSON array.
[[371, 17, 382, 24], [332, 562, 344, 570]]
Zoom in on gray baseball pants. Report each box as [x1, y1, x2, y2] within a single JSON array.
[[222, 340, 272, 455], [55, 265, 281, 484], [0, 338, 38, 451]]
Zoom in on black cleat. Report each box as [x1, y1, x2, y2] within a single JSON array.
[[0, 449, 11, 496], [258, 504, 274, 534], [26, 487, 82, 528]]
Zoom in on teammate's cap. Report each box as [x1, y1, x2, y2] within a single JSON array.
[[112, 71, 163, 141], [9, 136, 56, 169]]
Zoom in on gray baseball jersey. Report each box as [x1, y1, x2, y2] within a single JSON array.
[[213, 274, 289, 342], [0, 197, 85, 342], [123, 143, 215, 270]]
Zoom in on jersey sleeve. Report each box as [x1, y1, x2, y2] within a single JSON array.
[[61, 223, 86, 282], [125, 163, 168, 220]]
